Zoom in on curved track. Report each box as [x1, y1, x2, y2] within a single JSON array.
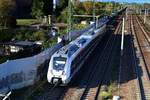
[[80, 21, 122, 100], [62, 15, 123, 100]]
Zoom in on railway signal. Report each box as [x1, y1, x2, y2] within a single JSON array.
[[93, 0, 96, 29]]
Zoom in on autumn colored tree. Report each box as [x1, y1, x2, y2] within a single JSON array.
[[0, 0, 16, 16], [0, 0, 16, 27], [82, 1, 93, 15]]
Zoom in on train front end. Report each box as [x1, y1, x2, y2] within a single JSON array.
[[47, 55, 70, 85]]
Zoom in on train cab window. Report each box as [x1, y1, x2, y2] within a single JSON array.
[[53, 57, 67, 71]]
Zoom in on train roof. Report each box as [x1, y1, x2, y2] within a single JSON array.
[[55, 35, 91, 58], [53, 16, 109, 59], [54, 43, 79, 58]]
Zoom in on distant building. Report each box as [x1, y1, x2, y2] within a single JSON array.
[[81, 21, 87, 25], [0, 41, 41, 57]]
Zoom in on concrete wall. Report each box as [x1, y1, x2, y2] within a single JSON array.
[[0, 43, 62, 94]]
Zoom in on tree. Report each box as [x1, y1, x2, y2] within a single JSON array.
[[144, 3, 150, 9], [43, 0, 53, 15], [31, 0, 44, 19], [0, 0, 16, 16], [0, 0, 16, 27], [82, 1, 93, 15], [56, 0, 68, 16]]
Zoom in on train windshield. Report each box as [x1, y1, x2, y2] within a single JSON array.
[[53, 57, 67, 70]]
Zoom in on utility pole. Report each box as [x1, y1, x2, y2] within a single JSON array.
[[144, 9, 147, 24], [140, 8, 141, 16], [146, 9, 148, 16], [121, 17, 125, 55], [51, 0, 57, 27], [67, 0, 73, 41], [93, 0, 96, 29], [118, 17, 125, 100], [126, 8, 128, 20]]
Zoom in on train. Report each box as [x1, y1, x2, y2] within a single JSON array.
[[47, 16, 109, 85], [47, 8, 126, 85]]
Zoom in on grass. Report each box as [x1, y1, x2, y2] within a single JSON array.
[[99, 83, 117, 99], [17, 19, 41, 26], [100, 91, 112, 99]]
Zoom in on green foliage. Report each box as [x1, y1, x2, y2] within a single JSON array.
[[108, 83, 117, 93], [100, 91, 112, 99], [56, 0, 68, 16], [0, 16, 16, 28], [0, 28, 47, 42], [17, 19, 40, 26], [0, 29, 14, 41], [43, 37, 57, 49], [32, 30, 47, 41], [14, 29, 48, 41], [0, 56, 9, 64], [14, 29, 35, 40], [57, 7, 68, 23], [99, 83, 117, 99], [31, 0, 44, 19], [82, 1, 94, 15], [73, 24, 87, 30], [58, 2, 121, 23], [0, 0, 16, 27], [0, 0, 15, 16]]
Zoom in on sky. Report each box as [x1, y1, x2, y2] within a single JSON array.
[[80, 0, 150, 3]]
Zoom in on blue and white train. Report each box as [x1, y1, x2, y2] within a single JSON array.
[[47, 17, 109, 85]]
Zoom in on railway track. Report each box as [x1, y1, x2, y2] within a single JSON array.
[[62, 16, 123, 100], [23, 80, 67, 100], [79, 18, 122, 100], [63, 32, 113, 100], [13, 16, 124, 100], [131, 14, 150, 100]]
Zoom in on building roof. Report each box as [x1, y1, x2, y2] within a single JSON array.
[[0, 41, 37, 48], [14, 41, 35, 46]]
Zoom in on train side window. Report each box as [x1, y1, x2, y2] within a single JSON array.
[[71, 56, 79, 74]]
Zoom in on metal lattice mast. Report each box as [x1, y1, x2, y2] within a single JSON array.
[[93, 0, 96, 29], [67, 0, 73, 41]]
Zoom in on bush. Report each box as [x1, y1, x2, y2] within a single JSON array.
[[100, 91, 112, 99], [17, 19, 40, 26], [0, 16, 16, 28], [108, 83, 117, 93], [0, 29, 14, 41], [14, 29, 35, 41], [33, 30, 47, 41], [73, 24, 87, 30], [43, 37, 57, 49]]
